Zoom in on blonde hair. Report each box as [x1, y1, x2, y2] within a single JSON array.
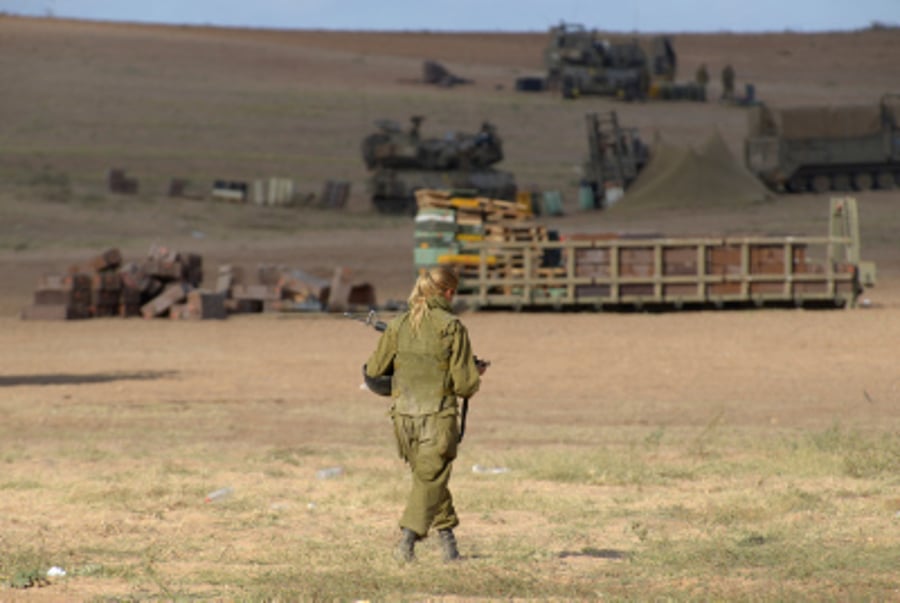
[[408, 266, 458, 330]]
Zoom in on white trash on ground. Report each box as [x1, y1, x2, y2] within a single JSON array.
[[204, 487, 234, 503], [316, 466, 344, 480], [472, 464, 510, 475]]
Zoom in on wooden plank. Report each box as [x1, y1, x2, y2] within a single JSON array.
[[141, 283, 188, 319]]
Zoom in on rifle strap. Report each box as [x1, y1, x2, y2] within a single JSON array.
[[458, 398, 469, 443]]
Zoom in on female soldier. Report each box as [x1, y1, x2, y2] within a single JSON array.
[[365, 266, 485, 562]]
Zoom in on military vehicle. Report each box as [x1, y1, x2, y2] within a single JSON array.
[[745, 94, 900, 193], [543, 22, 676, 100], [362, 116, 516, 214], [581, 111, 650, 207]]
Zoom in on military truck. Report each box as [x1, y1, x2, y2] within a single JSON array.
[[362, 116, 516, 214], [745, 94, 900, 193], [543, 22, 676, 101], [581, 111, 650, 208]]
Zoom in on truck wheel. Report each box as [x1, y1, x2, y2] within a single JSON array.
[[875, 170, 895, 190], [810, 174, 831, 194], [852, 172, 873, 191], [832, 173, 851, 191], [786, 176, 807, 193], [561, 76, 580, 99]]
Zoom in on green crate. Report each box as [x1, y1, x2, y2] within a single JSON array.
[[414, 246, 459, 267], [413, 220, 458, 233], [415, 230, 457, 245], [457, 223, 485, 235], [542, 190, 564, 216]]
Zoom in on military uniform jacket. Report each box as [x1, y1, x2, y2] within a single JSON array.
[[365, 296, 480, 416]]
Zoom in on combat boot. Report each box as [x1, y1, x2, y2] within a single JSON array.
[[438, 528, 460, 562], [394, 528, 418, 563]]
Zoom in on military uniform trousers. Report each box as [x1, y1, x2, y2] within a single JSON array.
[[393, 407, 459, 537]]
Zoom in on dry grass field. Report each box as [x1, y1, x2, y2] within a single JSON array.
[[1, 15, 899, 601]]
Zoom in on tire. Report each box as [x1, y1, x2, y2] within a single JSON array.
[[852, 172, 873, 191], [786, 176, 807, 193], [810, 174, 831, 194], [562, 80, 578, 100], [875, 170, 895, 190], [832, 173, 851, 191]]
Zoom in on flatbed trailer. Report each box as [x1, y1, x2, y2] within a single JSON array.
[[453, 198, 869, 311]]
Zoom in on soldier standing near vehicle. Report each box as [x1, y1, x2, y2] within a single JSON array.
[[695, 63, 709, 89], [721, 63, 735, 101], [365, 266, 486, 563]]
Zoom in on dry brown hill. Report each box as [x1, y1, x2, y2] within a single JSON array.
[[1, 15, 899, 310]]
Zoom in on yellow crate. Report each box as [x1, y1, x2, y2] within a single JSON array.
[[450, 197, 483, 209], [455, 233, 485, 243], [515, 191, 534, 216], [438, 254, 498, 266]]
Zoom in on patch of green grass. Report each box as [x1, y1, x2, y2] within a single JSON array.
[[68, 446, 116, 463], [26, 166, 72, 203], [2, 413, 897, 600], [800, 424, 900, 478], [508, 445, 686, 487], [2, 239, 32, 251], [688, 410, 727, 458], [246, 559, 601, 601], [640, 531, 900, 587], [262, 467, 291, 478], [0, 546, 52, 590], [0, 479, 43, 491], [160, 460, 197, 477], [262, 447, 316, 467]]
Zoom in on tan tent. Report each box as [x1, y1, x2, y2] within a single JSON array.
[[612, 130, 771, 211]]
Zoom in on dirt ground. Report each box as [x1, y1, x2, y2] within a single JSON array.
[[1, 16, 899, 599], [1, 14, 898, 424]]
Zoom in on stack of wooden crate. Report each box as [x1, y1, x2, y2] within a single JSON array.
[[413, 189, 550, 284], [217, 263, 376, 314], [21, 248, 127, 320], [20, 245, 227, 320], [137, 245, 215, 319], [21, 273, 93, 320]]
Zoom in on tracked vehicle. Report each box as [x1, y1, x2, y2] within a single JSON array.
[[745, 94, 900, 193], [362, 116, 516, 214]]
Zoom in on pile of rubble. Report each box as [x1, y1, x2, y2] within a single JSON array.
[[20, 246, 376, 321]]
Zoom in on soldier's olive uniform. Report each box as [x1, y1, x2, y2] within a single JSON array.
[[695, 65, 709, 87], [365, 296, 480, 538], [721, 64, 735, 100]]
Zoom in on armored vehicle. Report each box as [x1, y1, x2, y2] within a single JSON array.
[[544, 23, 676, 100], [362, 116, 516, 214], [745, 94, 900, 193]]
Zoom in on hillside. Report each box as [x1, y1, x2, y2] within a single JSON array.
[[1, 18, 899, 600], [1, 15, 898, 310]]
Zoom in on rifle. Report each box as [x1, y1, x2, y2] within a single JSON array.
[[345, 309, 489, 442], [346, 310, 392, 396], [345, 309, 388, 333]]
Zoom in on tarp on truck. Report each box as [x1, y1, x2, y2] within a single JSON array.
[[774, 105, 883, 140]]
